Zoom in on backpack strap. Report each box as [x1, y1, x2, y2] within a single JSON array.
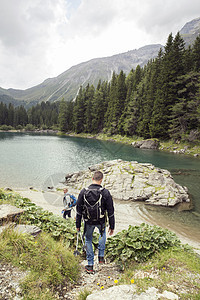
[[83, 193, 102, 208]]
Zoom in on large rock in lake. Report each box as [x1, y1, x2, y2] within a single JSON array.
[[132, 139, 160, 149], [65, 160, 190, 207]]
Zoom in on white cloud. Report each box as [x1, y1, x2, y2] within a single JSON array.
[[0, 0, 200, 89]]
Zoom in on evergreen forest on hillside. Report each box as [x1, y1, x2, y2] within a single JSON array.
[[1, 32, 200, 141]]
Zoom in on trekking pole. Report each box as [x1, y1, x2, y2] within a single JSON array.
[[73, 232, 80, 256], [79, 231, 86, 252]]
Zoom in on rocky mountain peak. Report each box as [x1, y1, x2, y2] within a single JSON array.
[[180, 17, 200, 35], [180, 17, 200, 46]]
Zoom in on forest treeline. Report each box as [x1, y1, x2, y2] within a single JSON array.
[[0, 101, 59, 130], [1, 32, 200, 141]]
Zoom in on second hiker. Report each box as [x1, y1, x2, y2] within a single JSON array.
[[62, 188, 77, 218], [76, 170, 115, 273]]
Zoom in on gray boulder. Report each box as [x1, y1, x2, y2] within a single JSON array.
[[132, 139, 160, 149], [0, 204, 24, 225], [0, 224, 41, 236], [65, 160, 190, 207], [87, 285, 179, 300], [87, 285, 136, 300]]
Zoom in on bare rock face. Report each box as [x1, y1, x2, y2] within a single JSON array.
[[65, 160, 190, 207]]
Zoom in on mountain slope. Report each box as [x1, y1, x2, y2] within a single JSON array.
[[0, 44, 162, 106]]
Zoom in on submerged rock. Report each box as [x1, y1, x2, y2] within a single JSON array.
[[65, 160, 190, 207]]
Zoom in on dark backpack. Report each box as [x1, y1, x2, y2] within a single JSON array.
[[83, 187, 105, 221]]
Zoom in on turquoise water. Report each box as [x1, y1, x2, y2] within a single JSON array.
[[0, 132, 200, 242]]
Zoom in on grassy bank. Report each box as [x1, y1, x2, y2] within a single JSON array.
[[62, 132, 200, 157]]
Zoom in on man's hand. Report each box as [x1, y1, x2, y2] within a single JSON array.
[[108, 228, 114, 235], [76, 228, 80, 232]]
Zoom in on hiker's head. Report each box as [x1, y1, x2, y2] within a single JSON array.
[[64, 188, 68, 193], [92, 171, 103, 184]]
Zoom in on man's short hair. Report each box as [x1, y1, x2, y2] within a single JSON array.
[[93, 171, 103, 181]]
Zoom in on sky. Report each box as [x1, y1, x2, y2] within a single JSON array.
[[0, 0, 200, 90]]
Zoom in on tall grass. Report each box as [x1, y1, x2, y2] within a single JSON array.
[[0, 227, 80, 299]]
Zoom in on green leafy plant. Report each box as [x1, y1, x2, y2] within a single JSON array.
[[0, 190, 97, 254], [0, 191, 80, 248], [105, 223, 181, 265]]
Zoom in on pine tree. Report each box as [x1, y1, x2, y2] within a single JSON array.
[[58, 98, 68, 132], [133, 65, 142, 91], [0, 102, 8, 125], [84, 84, 95, 133], [193, 35, 200, 72], [123, 90, 140, 136], [184, 45, 194, 73], [14, 106, 28, 127], [73, 86, 86, 133], [8, 103, 14, 126], [91, 89, 105, 132], [137, 63, 157, 138], [104, 72, 118, 134], [169, 72, 200, 139]]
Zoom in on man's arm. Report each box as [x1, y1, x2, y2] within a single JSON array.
[[104, 189, 115, 232]]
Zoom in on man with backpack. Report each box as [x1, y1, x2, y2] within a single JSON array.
[[76, 170, 115, 273]]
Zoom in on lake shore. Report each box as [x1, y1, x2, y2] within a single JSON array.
[[16, 189, 200, 255], [1, 129, 200, 157]]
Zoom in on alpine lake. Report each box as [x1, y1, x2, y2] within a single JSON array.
[[0, 132, 199, 246]]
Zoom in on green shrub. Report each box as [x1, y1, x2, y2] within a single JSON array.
[[105, 223, 181, 265], [16, 125, 23, 130], [0, 125, 14, 130], [24, 124, 36, 131], [0, 190, 83, 251]]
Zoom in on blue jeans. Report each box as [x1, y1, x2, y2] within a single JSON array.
[[85, 223, 106, 266]]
